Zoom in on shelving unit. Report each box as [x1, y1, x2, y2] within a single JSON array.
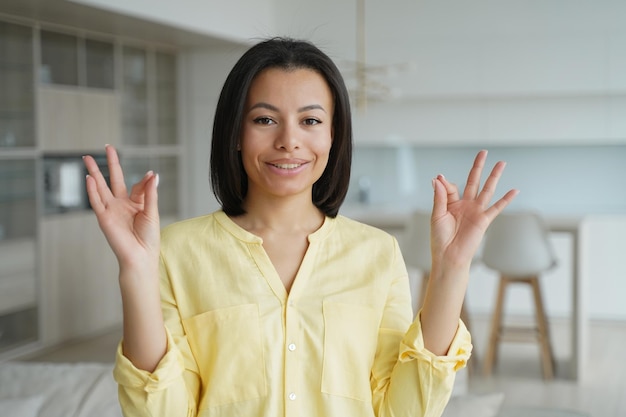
[[0, 15, 181, 357], [0, 20, 38, 355]]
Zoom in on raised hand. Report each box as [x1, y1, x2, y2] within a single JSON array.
[[430, 150, 518, 273], [84, 145, 166, 371], [83, 145, 160, 270], [420, 150, 518, 355]]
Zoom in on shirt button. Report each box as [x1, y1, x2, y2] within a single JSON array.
[[288, 392, 297, 401], [288, 343, 296, 351]]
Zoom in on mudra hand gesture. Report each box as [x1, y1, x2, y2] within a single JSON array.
[[430, 150, 518, 271], [420, 150, 518, 355], [83, 145, 161, 272]]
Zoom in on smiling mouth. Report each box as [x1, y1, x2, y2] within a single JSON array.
[[271, 163, 303, 169]]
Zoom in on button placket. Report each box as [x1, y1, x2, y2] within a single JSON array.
[[284, 300, 299, 411]]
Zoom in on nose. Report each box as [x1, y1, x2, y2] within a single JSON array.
[[274, 122, 300, 151]]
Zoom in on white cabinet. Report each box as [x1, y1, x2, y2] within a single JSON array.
[[39, 87, 121, 152], [40, 213, 122, 345]]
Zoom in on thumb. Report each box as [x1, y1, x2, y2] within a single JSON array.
[[431, 176, 448, 220], [144, 173, 160, 221]]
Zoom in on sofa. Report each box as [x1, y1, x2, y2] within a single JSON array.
[[0, 362, 121, 417]]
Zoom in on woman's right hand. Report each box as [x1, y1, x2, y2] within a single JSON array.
[[83, 145, 160, 271], [85, 145, 167, 371]]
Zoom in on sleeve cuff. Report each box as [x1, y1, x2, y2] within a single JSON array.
[[398, 312, 473, 373], [113, 326, 185, 393]]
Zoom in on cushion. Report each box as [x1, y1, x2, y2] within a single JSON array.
[[442, 392, 505, 417], [0, 395, 45, 417]]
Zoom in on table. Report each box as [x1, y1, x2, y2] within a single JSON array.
[[545, 215, 586, 381]]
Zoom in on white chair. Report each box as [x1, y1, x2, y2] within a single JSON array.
[[401, 210, 474, 338], [481, 211, 557, 379]]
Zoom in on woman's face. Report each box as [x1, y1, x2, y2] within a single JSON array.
[[240, 67, 334, 202]]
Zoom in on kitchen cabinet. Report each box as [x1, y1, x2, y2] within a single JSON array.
[[0, 155, 38, 353], [121, 46, 178, 148], [0, 15, 182, 359], [0, 20, 35, 147], [38, 29, 120, 152], [39, 213, 122, 345], [121, 45, 149, 146], [0, 20, 39, 355], [38, 87, 121, 152], [0, 238, 38, 353]]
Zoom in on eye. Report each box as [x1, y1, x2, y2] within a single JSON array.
[[253, 117, 275, 125], [302, 118, 322, 126]]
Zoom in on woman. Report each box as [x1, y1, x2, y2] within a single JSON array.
[[83, 37, 517, 417]]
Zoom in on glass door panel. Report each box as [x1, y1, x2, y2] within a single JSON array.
[[40, 30, 78, 86], [155, 52, 177, 145], [0, 21, 35, 147], [85, 38, 115, 89], [122, 46, 149, 146]]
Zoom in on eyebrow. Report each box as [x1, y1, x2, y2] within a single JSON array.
[[249, 102, 327, 114]]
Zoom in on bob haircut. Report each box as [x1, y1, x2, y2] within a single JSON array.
[[210, 37, 353, 218]]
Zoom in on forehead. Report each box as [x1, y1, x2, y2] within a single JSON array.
[[247, 67, 333, 107]]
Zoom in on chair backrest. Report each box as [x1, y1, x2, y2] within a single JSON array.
[[401, 210, 432, 272], [482, 211, 557, 277]]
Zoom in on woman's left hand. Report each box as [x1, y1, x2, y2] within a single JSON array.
[[430, 150, 518, 273]]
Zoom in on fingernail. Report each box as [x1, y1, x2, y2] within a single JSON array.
[[155, 173, 160, 188], [431, 178, 436, 189]]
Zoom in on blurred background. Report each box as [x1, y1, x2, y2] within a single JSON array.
[[1, 1, 624, 415]]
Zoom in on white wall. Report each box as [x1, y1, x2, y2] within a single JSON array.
[[70, 0, 278, 44], [178, 45, 248, 218], [273, 0, 626, 146]]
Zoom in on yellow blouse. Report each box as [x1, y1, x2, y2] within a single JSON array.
[[113, 210, 471, 417]]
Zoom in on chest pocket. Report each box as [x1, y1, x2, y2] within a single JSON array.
[[182, 304, 267, 407], [322, 301, 379, 401]]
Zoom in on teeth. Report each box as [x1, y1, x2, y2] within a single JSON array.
[[273, 163, 301, 169]]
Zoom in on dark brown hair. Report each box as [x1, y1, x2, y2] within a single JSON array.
[[210, 37, 352, 217]]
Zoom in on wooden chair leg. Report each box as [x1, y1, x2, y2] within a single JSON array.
[[483, 276, 507, 376], [530, 276, 555, 379]]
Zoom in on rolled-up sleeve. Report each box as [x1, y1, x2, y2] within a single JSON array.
[[371, 237, 473, 417], [111, 254, 201, 417], [373, 313, 472, 417]]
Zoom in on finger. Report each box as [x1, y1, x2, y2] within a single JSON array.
[[431, 175, 457, 219], [484, 189, 520, 221], [477, 160, 507, 205], [437, 174, 460, 202], [431, 177, 447, 219], [462, 150, 488, 200], [83, 154, 113, 201], [105, 145, 128, 198], [144, 173, 160, 220], [85, 174, 106, 214], [128, 170, 154, 205]]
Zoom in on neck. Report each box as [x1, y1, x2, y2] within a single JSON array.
[[236, 193, 325, 235]]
